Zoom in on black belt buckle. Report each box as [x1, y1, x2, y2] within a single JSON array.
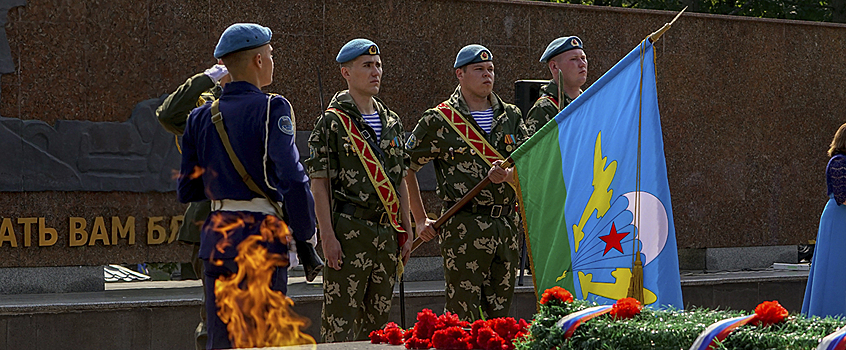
[[379, 212, 390, 226], [491, 205, 503, 218]]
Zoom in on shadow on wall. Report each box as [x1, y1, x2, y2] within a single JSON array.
[[0, 95, 181, 192]]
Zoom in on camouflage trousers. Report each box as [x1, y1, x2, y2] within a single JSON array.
[[440, 210, 520, 321], [321, 212, 400, 343]]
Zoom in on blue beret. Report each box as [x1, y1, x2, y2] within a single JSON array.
[[214, 23, 273, 59], [336, 39, 380, 64], [539, 36, 583, 63], [454, 44, 493, 69]]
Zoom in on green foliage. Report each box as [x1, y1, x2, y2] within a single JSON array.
[[515, 300, 846, 350], [527, 0, 839, 22]]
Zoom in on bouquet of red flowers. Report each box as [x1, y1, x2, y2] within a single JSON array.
[[369, 309, 529, 350]]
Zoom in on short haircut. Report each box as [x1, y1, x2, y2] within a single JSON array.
[[221, 45, 265, 72]]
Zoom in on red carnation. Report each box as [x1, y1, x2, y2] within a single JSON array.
[[369, 329, 385, 344], [436, 311, 470, 329], [432, 326, 473, 350], [609, 298, 642, 320], [403, 327, 414, 341], [385, 327, 404, 345], [405, 337, 432, 349], [471, 320, 488, 338], [753, 300, 788, 326], [518, 319, 529, 333], [540, 286, 574, 305], [414, 309, 439, 340]]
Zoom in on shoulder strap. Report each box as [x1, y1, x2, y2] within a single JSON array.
[[538, 95, 559, 110], [210, 99, 285, 219], [327, 107, 406, 235], [436, 102, 517, 191]]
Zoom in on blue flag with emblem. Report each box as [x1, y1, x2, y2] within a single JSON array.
[[512, 38, 683, 309]]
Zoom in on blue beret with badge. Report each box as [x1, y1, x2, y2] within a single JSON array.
[[454, 44, 493, 69], [214, 23, 273, 59], [539, 36, 583, 63], [336, 38, 380, 64]]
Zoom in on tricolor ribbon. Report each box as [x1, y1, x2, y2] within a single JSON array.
[[555, 305, 613, 339], [818, 326, 846, 350], [689, 315, 756, 350]]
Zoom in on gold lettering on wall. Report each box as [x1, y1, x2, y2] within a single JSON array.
[[112, 216, 135, 245], [39, 218, 58, 246], [0, 218, 17, 247], [69, 217, 88, 247], [18, 217, 36, 247], [0, 215, 183, 248], [147, 216, 166, 245], [168, 215, 183, 244], [88, 217, 110, 246]]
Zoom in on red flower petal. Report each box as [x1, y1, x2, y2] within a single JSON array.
[[753, 300, 788, 326], [540, 286, 574, 305], [609, 297, 642, 320], [370, 329, 385, 344]]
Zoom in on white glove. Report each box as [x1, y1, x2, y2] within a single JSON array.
[[288, 250, 300, 271], [203, 64, 229, 84]]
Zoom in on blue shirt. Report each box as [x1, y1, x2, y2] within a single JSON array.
[[470, 108, 494, 134], [178, 81, 316, 258], [361, 111, 382, 139]]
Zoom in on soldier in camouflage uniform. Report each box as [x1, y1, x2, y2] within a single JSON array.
[[306, 39, 412, 342], [405, 44, 529, 321], [525, 36, 587, 135], [156, 63, 229, 350]]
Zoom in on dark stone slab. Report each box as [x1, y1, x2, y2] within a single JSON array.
[[706, 245, 797, 271], [0, 269, 813, 348], [677, 248, 706, 270], [0, 96, 180, 192], [0, 266, 103, 295]]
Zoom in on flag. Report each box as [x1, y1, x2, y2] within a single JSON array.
[[512, 39, 683, 309]]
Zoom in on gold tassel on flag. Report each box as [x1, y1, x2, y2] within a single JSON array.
[[627, 254, 645, 303]]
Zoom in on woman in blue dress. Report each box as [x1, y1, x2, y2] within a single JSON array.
[[802, 123, 846, 318]]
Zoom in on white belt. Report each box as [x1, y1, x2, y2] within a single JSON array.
[[210, 198, 281, 217]]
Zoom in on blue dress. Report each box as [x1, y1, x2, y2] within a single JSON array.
[[802, 154, 846, 318]]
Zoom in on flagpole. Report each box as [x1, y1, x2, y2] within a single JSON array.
[[410, 157, 514, 252], [647, 7, 686, 43], [625, 8, 685, 303]]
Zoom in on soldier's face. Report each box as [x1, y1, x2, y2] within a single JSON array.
[[344, 55, 382, 96], [550, 49, 587, 89], [456, 61, 495, 98]]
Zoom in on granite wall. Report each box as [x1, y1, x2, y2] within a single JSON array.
[[0, 0, 842, 267]]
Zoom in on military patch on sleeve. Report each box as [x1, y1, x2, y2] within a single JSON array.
[[309, 145, 316, 160], [405, 134, 418, 149], [278, 115, 294, 135]]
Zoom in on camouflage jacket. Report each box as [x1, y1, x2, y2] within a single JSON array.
[[305, 91, 408, 211], [406, 86, 528, 207], [524, 79, 577, 136], [156, 73, 221, 135]]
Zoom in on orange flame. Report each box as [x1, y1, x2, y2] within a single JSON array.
[[213, 215, 316, 348]]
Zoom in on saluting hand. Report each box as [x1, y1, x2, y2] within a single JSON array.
[[488, 160, 514, 184], [321, 230, 344, 270]]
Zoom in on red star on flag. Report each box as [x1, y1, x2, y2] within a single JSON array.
[[599, 223, 628, 255]]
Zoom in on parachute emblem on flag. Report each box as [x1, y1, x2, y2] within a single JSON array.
[[564, 131, 670, 305]]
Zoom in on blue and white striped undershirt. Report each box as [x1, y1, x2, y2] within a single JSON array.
[[470, 108, 494, 134], [361, 111, 382, 139]]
